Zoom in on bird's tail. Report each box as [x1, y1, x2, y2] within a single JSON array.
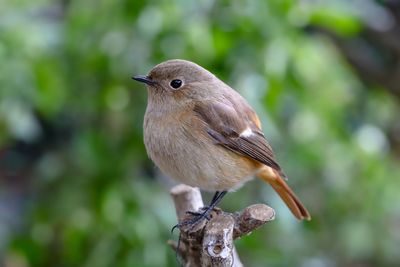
[[257, 167, 311, 220]]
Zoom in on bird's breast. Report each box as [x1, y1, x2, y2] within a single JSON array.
[[143, 108, 259, 191]]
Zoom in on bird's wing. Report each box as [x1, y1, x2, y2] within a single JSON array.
[[193, 100, 285, 176]]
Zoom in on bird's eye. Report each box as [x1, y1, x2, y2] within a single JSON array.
[[170, 79, 183, 89]]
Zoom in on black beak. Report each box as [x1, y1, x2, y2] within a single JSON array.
[[132, 75, 155, 85]]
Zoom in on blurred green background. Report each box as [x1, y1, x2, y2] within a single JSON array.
[[1, 0, 400, 266]]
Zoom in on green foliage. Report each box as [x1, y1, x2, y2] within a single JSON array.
[[1, 0, 399, 266]]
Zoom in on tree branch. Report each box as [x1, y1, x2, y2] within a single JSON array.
[[169, 184, 275, 267]]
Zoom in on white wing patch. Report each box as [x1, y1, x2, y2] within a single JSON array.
[[240, 127, 253, 137]]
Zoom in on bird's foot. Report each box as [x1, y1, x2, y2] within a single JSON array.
[[171, 206, 220, 234], [185, 206, 211, 218]]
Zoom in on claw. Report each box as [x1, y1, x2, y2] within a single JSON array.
[[171, 223, 180, 234]]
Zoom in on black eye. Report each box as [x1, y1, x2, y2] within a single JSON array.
[[170, 79, 182, 89]]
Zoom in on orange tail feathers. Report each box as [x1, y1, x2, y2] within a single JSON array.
[[257, 167, 311, 220]]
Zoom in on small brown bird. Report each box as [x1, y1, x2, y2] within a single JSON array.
[[133, 59, 310, 223]]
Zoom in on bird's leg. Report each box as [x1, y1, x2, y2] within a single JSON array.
[[171, 191, 227, 233], [185, 191, 222, 216]]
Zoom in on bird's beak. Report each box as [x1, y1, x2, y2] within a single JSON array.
[[132, 75, 155, 85]]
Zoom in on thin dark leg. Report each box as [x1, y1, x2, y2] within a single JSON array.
[[171, 191, 228, 233], [208, 191, 227, 210], [186, 191, 221, 216], [210, 191, 221, 204]]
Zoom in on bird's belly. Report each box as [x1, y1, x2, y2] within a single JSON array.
[[144, 116, 258, 191]]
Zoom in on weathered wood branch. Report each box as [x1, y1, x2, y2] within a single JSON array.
[[169, 184, 275, 267]]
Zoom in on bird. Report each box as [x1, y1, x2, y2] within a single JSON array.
[[133, 59, 311, 225]]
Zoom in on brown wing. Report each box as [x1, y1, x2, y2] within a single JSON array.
[[194, 101, 285, 177]]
